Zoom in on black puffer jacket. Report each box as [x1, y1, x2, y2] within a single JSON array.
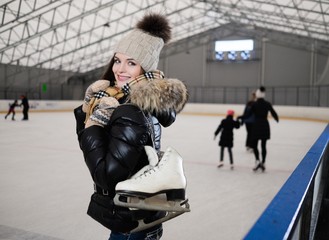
[[74, 78, 188, 233]]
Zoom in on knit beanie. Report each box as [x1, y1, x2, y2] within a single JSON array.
[[256, 86, 266, 98], [114, 13, 171, 72]]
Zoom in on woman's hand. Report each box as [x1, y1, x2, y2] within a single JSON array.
[[82, 80, 111, 114], [85, 96, 119, 128]]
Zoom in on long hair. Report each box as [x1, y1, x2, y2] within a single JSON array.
[[100, 56, 116, 87]]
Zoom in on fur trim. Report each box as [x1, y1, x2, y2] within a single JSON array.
[[129, 78, 188, 114]]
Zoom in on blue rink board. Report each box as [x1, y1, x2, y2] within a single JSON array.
[[243, 124, 329, 240]]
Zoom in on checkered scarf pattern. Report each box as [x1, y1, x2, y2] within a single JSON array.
[[85, 70, 164, 123], [121, 70, 165, 95]]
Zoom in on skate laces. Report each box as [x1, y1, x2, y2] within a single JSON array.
[[138, 156, 167, 178], [139, 164, 159, 178], [138, 149, 170, 178]]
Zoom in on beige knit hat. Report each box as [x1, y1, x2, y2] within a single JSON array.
[[114, 13, 171, 72]]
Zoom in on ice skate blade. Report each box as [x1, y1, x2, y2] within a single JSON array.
[[115, 188, 186, 201], [130, 202, 190, 233], [114, 193, 190, 213]]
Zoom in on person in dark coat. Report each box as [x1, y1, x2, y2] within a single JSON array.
[[214, 110, 240, 169], [74, 13, 189, 240], [238, 92, 256, 152], [20, 95, 29, 120], [247, 86, 279, 172], [75, 75, 187, 237]]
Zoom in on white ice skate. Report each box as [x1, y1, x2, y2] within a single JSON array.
[[114, 146, 190, 213]]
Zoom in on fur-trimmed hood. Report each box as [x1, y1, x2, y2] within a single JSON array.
[[128, 78, 188, 115]]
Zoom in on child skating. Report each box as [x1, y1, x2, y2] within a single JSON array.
[[5, 100, 19, 121], [214, 110, 240, 169]]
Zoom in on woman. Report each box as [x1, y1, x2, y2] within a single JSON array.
[[74, 13, 188, 240], [248, 86, 279, 172], [238, 92, 256, 151]]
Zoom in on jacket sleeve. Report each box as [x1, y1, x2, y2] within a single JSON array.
[[78, 104, 150, 192], [269, 104, 279, 122], [214, 121, 223, 136], [154, 109, 176, 127], [234, 120, 240, 129], [241, 105, 253, 120], [74, 105, 86, 136]]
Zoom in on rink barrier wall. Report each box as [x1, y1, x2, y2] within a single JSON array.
[[0, 100, 328, 122], [244, 124, 329, 240]]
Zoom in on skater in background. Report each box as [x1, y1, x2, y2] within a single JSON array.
[[4, 99, 19, 120], [74, 13, 188, 240], [20, 95, 29, 120], [243, 86, 279, 172], [238, 92, 256, 152], [214, 109, 240, 170]]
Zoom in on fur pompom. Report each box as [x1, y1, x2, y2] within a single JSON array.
[[136, 13, 171, 44]]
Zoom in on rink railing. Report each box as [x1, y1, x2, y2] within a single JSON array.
[[187, 85, 329, 107], [244, 124, 329, 240], [1, 85, 329, 107]]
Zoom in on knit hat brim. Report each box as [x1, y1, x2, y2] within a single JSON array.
[[114, 29, 164, 72]]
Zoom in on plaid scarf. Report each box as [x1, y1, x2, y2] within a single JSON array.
[[85, 70, 164, 123], [121, 70, 164, 95]]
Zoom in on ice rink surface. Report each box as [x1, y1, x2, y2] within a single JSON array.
[[0, 111, 327, 240]]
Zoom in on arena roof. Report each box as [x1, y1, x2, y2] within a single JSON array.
[[1, 0, 329, 74]]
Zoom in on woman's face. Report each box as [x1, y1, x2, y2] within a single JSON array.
[[112, 53, 143, 88]]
